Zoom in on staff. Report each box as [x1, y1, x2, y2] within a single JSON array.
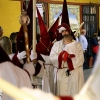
[[33, 0, 36, 52], [19, 10, 30, 63], [74, 22, 84, 36]]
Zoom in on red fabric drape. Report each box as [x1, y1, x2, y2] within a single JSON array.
[[61, 0, 75, 40], [36, 7, 52, 55], [58, 51, 75, 71]]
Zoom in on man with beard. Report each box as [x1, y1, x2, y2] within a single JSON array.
[[49, 23, 83, 96]]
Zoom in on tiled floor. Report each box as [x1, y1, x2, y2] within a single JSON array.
[[83, 67, 93, 82]]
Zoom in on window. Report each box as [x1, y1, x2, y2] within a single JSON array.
[[82, 5, 98, 56], [49, 4, 80, 32]]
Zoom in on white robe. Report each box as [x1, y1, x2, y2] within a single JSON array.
[[32, 60, 50, 93], [9, 53, 50, 92], [41, 54, 55, 94], [74, 47, 100, 100], [50, 40, 84, 96], [0, 61, 32, 100]]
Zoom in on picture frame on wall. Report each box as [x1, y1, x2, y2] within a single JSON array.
[[49, 4, 80, 31]]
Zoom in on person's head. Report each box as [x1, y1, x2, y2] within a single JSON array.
[[0, 26, 3, 37], [63, 34, 73, 45], [81, 29, 86, 35], [10, 32, 18, 53], [57, 23, 71, 37], [10, 32, 18, 43], [92, 32, 98, 38], [0, 36, 12, 55]]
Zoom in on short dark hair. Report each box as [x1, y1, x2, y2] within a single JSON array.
[[92, 33, 98, 37]]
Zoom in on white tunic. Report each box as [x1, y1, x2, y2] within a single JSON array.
[[0, 61, 32, 100], [74, 48, 100, 100], [41, 54, 55, 94], [32, 60, 50, 93], [50, 40, 84, 96]]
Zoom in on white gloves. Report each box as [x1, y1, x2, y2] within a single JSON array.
[[17, 51, 26, 60], [30, 50, 37, 61], [17, 50, 37, 61]]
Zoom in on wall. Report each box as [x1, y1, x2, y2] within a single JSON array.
[[0, 0, 21, 37], [49, 0, 99, 3], [99, 6, 100, 29]]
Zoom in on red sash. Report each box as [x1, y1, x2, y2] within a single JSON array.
[[58, 51, 75, 71]]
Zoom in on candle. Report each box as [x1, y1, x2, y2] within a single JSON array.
[[0, 78, 36, 100], [33, 0, 36, 52], [74, 22, 84, 35]]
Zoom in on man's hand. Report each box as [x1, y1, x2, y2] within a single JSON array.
[[30, 50, 37, 61], [17, 51, 26, 60]]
